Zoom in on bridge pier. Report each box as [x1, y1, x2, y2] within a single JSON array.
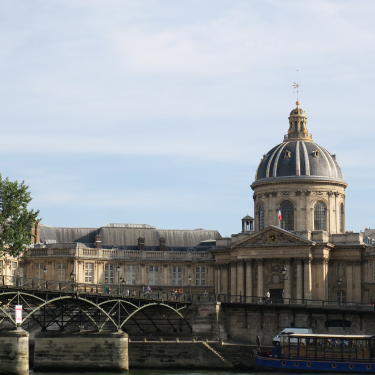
[[0, 328, 29, 375], [192, 301, 227, 340], [34, 330, 129, 372]]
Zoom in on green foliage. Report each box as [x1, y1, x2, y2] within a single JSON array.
[[0, 175, 40, 257]]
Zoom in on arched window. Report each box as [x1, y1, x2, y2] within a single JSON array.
[[337, 290, 346, 303], [280, 201, 294, 231], [314, 201, 326, 231], [336, 262, 345, 276], [340, 204, 344, 233], [259, 205, 265, 231]]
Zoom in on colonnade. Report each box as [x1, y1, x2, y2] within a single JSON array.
[[214, 257, 319, 300]]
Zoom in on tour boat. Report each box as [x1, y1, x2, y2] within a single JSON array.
[[255, 333, 375, 373]]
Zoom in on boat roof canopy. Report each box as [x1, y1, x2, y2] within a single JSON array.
[[288, 334, 375, 339]]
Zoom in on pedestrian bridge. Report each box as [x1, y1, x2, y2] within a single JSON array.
[[0, 276, 194, 334], [0, 275, 374, 335]]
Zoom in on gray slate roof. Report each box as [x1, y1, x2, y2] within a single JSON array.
[[39, 223, 221, 248]]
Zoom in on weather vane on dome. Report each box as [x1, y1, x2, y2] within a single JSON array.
[[293, 70, 302, 104]]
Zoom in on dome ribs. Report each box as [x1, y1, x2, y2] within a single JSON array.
[[301, 141, 310, 176], [272, 142, 288, 177], [295, 141, 301, 176]]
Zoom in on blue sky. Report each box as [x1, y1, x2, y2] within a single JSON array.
[[0, 0, 374, 236]]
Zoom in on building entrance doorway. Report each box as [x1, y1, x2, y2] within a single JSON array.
[[270, 288, 283, 303]]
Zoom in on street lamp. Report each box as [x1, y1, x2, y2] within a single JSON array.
[[16, 252, 21, 286], [43, 266, 47, 288], [337, 277, 342, 305], [121, 277, 126, 295], [281, 265, 288, 281], [188, 274, 192, 295], [70, 270, 75, 281], [337, 277, 342, 288], [117, 264, 121, 294]]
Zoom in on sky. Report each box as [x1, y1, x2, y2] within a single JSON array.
[[0, 0, 374, 236]]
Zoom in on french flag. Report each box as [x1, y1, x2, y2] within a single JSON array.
[[278, 207, 282, 221]]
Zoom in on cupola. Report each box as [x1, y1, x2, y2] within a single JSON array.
[[286, 101, 312, 141]]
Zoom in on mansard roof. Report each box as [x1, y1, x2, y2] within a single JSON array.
[[39, 223, 221, 248]]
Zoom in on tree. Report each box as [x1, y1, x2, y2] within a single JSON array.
[[0, 175, 40, 257]]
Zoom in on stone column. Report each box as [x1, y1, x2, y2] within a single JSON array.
[[295, 258, 303, 300], [283, 258, 291, 299], [230, 261, 237, 296], [354, 261, 361, 303], [303, 257, 312, 300], [236, 261, 244, 296], [138, 264, 145, 285], [257, 259, 264, 297], [163, 264, 168, 286], [216, 265, 221, 294], [245, 260, 253, 298], [305, 190, 312, 231], [220, 264, 228, 295], [346, 261, 353, 302], [313, 258, 328, 301]]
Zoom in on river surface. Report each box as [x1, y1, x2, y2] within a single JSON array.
[[31, 372, 256, 375]]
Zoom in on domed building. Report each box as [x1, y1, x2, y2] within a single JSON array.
[[213, 100, 375, 312], [252, 101, 346, 233]]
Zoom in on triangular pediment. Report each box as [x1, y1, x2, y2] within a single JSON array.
[[231, 226, 315, 249]]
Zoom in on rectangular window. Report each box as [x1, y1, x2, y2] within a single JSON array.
[[11, 262, 17, 276], [149, 265, 159, 285], [126, 265, 136, 285], [85, 263, 94, 283], [56, 263, 66, 281], [35, 263, 44, 279], [373, 261, 375, 283], [172, 266, 182, 286], [196, 266, 206, 286], [105, 264, 114, 284]]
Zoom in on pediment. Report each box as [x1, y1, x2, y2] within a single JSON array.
[[231, 226, 314, 249]]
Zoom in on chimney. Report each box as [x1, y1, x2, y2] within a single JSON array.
[[159, 237, 166, 251], [95, 234, 101, 249], [31, 221, 41, 244], [138, 237, 145, 251]]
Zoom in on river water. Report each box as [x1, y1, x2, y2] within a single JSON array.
[[31, 371, 333, 375], [31, 372, 270, 375]]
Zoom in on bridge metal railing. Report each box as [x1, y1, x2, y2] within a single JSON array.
[[1, 275, 374, 312]]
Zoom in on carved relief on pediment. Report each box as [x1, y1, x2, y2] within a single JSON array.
[[251, 235, 270, 245], [241, 231, 303, 247], [264, 259, 284, 273]]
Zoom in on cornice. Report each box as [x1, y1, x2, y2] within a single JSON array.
[[251, 178, 348, 191]]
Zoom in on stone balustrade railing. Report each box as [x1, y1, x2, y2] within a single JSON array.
[[27, 247, 213, 261]]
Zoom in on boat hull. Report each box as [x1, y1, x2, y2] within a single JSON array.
[[255, 355, 375, 373]]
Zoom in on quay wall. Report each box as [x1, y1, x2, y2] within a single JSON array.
[[223, 305, 375, 345], [33, 330, 128, 372], [128, 341, 257, 369]]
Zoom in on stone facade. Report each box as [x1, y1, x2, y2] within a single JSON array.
[[212, 101, 375, 305], [22, 244, 216, 293]]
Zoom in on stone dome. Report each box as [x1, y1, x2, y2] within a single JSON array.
[[253, 101, 346, 185]]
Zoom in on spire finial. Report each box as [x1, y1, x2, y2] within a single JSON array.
[[293, 69, 301, 104]]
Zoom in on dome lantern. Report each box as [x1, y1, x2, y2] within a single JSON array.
[[286, 101, 312, 141]]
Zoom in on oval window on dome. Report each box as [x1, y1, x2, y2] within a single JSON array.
[[314, 201, 327, 231], [280, 201, 294, 231]]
